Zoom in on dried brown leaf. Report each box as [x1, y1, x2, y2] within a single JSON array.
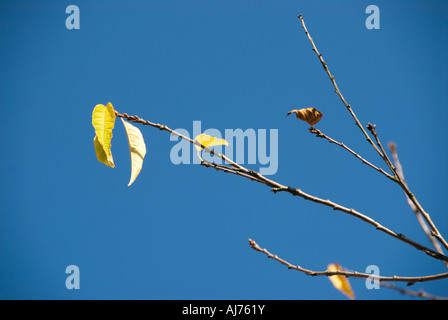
[[286, 107, 323, 126]]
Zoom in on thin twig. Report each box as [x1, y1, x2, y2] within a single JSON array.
[[309, 127, 396, 182], [248, 239, 448, 284], [115, 111, 244, 171], [380, 282, 448, 300], [367, 123, 397, 176], [115, 111, 448, 264], [388, 142, 447, 267], [200, 160, 267, 185]]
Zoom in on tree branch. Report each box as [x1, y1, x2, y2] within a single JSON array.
[[309, 127, 396, 182], [248, 239, 448, 284], [114, 111, 245, 172], [380, 282, 448, 300], [298, 14, 448, 253], [366, 124, 448, 251], [366, 123, 396, 173], [115, 111, 448, 264], [388, 142, 447, 266], [297, 14, 384, 162], [200, 160, 267, 185]]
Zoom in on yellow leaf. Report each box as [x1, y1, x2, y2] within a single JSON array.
[[286, 107, 323, 127], [327, 263, 355, 300], [121, 119, 147, 186], [92, 102, 116, 167], [93, 136, 115, 167], [194, 133, 230, 161]]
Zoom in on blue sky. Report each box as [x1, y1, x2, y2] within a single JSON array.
[[1, 0, 448, 300]]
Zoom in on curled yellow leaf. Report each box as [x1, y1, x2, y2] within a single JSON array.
[[121, 119, 147, 186], [194, 133, 230, 161], [93, 135, 115, 168], [286, 107, 323, 127], [92, 102, 116, 167], [327, 263, 355, 300]]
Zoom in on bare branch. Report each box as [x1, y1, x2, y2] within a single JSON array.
[[297, 14, 384, 162], [270, 186, 448, 263], [298, 14, 448, 253], [388, 142, 447, 266], [115, 111, 448, 264], [310, 127, 448, 253], [115, 111, 244, 172], [309, 127, 396, 182], [248, 239, 448, 284], [367, 124, 448, 251], [366, 123, 397, 173], [380, 282, 448, 300], [200, 160, 267, 185]]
